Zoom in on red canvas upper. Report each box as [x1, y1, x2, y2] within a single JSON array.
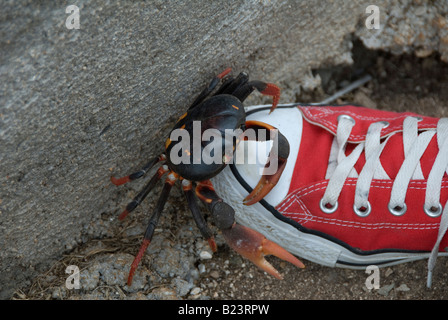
[[276, 105, 448, 252]]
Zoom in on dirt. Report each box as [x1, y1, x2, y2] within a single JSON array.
[[11, 43, 448, 301]]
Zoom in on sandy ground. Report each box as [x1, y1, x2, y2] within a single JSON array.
[[12, 45, 448, 301]]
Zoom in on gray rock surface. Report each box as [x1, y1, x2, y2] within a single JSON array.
[[1, 0, 447, 299], [356, 0, 448, 61]]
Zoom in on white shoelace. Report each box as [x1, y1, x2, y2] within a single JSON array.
[[320, 115, 448, 288]]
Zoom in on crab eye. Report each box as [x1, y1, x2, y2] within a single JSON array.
[[222, 154, 231, 164], [222, 136, 235, 164]]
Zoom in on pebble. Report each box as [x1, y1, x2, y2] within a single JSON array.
[[146, 287, 179, 300], [188, 268, 200, 282], [199, 250, 213, 260], [190, 287, 201, 295], [172, 277, 193, 297], [198, 263, 206, 274], [80, 269, 100, 290], [51, 286, 67, 299], [385, 268, 394, 277], [396, 284, 410, 292], [377, 283, 395, 297]]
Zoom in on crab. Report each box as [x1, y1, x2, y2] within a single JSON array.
[[111, 68, 305, 285]]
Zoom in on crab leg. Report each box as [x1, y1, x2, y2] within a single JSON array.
[[233, 80, 280, 114], [189, 68, 232, 110], [217, 72, 281, 114], [196, 180, 304, 279], [111, 154, 166, 186], [214, 71, 250, 97], [127, 171, 178, 285], [249, 81, 281, 114], [117, 165, 169, 220], [242, 120, 290, 206], [182, 179, 217, 252]]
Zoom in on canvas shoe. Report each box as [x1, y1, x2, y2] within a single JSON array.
[[211, 103, 448, 287]]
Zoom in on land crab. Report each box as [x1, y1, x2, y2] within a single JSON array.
[[111, 68, 304, 284]]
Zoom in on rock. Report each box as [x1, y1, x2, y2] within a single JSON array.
[[385, 268, 394, 277], [396, 284, 411, 292], [377, 283, 395, 297], [81, 253, 147, 293], [150, 244, 195, 279], [146, 287, 179, 300], [80, 269, 100, 291], [353, 91, 377, 109], [198, 263, 206, 274], [51, 286, 67, 299], [199, 250, 213, 260], [190, 287, 201, 296], [172, 277, 193, 297], [356, 1, 448, 62]]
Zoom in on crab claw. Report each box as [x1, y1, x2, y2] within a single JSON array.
[[195, 180, 302, 279], [243, 158, 287, 206], [222, 223, 304, 279], [241, 121, 290, 206]]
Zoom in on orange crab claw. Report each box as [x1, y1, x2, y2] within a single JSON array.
[[241, 121, 290, 206], [222, 223, 304, 279], [261, 83, 280, 114], [243, 157, 287, 206]]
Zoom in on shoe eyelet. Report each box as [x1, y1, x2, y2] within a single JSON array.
[[337, 114, 356, 125], [424, 203, 443, 218], [320, 198, 338, 214], [413, 116, 423, 122], [388, 203, 407, 216], [353, 201, 371, 217], [379, 121, 389, 128]]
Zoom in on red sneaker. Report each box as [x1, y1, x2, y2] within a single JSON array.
[[212, 103, 448, 287]]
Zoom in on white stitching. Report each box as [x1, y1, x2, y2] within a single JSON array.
[[302, 107, 425, 122], [282, 196, 440, 230], [278, 179, 448, 230], [300, 107, 437, 140]]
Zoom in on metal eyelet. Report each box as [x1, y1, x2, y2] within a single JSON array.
[[413, 116, 423, 122], [337, 114, 356, 125], [320, 198, 338, 214], [379, 121, 389, 128], [353, 201, 371, 217], [388, 203, 407, 216], [424, 203, 443, 218]]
